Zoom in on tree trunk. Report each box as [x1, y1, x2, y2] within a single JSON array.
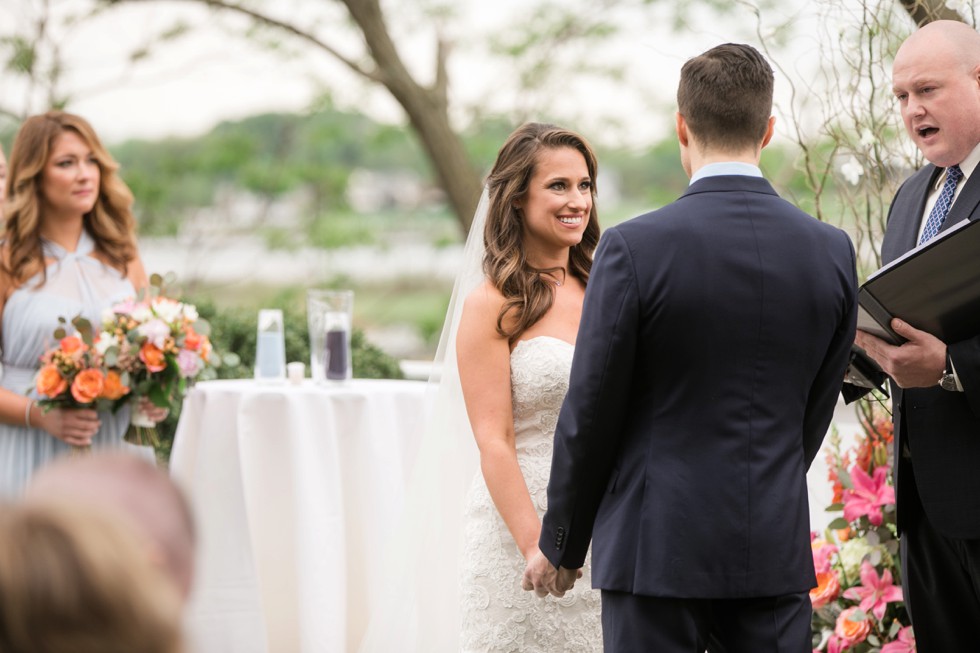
[[108, 0, 483, 233], [340, 0, 482, 232], [897, 0, 963, 25]]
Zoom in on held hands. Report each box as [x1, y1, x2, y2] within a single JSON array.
[[521, 547, 582, 599], [855, 318, 946, 388]]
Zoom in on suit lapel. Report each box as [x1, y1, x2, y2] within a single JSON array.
[[882, 165, 937, 264]]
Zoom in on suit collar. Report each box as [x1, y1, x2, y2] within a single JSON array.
[[682, 174, 778, 199]]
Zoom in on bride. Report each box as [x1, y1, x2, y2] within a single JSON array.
[[455, 122, 603, 651], [359, 122, 603, 652]]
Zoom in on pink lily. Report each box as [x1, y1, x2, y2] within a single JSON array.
[[881, 625, 915, 653], [843, 560, 904, 620], [843, 465, 895, 526]]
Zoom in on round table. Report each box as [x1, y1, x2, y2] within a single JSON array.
[[170, 378, 427, 653]]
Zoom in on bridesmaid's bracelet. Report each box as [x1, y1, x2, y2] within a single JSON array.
[[24, 400, 34, 429]]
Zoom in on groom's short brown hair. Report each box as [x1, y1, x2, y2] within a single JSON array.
[[677, 43, 774, 153]]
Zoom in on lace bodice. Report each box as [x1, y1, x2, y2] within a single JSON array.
[[511, 336, 573, 456], [460, 336, 602, 652]]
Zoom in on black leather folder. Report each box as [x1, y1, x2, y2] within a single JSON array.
[[844, 217, 980, 395]]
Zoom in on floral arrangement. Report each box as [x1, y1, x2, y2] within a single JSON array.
[[810, 403, 915, 653], [34, 325, 131, 410], [34, 276, 219, 448]]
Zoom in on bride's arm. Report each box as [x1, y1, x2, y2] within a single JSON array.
[[457, 283, 541, 561]]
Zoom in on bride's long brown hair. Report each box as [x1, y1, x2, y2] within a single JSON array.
[[483, 123, 600, 344], [1, 111, 138, 287]]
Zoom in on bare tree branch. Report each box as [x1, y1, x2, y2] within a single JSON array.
[[897, 0, 962, 26], [108, 0, 381, 82]]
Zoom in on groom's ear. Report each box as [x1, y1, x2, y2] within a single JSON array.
[[675, 112, 690, 147]]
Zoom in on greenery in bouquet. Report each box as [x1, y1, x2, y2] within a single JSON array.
[[98, 275, 226, 447], [810, 401, 915, 653]]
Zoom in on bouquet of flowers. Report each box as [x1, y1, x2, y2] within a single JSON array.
[[33, 275, 220, 449], [810, 402, 915, 653], [97, 281, 219, 446], [34, 317, 132, 452]]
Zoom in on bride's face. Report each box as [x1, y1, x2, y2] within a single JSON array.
[[517, 146, 592, 256]]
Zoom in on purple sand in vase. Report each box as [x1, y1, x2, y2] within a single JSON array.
[[326, 328, 349, 380]]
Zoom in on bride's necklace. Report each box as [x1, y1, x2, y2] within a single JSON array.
[[542, 270, 565, 287]]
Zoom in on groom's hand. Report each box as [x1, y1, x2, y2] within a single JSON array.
[[521, 549, 581, 598]]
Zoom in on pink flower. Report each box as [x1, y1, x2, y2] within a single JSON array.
[[834, 606, 871, 648], [881, 625, 915, 653], [111, 297, 137, 315], [843, 560, 904, 620], [843, 465, 895, 526], [177, 349, 201, 379], [812, 538, 838, 574]]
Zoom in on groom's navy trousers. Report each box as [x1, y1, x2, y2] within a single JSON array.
[[540, 175, 858, 651]]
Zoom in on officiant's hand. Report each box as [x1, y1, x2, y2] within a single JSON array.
[[855, 319, 945, 388], [521, 548, 581, 598]]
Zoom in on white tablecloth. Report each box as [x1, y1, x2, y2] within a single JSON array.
[[170, 378, 427, 653]]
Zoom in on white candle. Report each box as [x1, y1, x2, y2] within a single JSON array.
[[287, 361, 305, 385]]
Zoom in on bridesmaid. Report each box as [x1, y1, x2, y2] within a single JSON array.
[[0, 111, 160, 497]]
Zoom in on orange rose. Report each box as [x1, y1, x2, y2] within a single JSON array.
[[36, 364, 68, 398], [835, 606, 871, 647], [60, 335, 86, 354], [809, 571, 841, 609], [70, 368, 105, 404], [100, 370, 130, 401], [139, 342, 167, 373], [183, 327, 203, 352]]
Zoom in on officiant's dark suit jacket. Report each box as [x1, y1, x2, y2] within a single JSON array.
[[540, 174, 857, 599], [882, 163, 980, 539]]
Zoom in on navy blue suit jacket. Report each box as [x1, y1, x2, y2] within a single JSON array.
[[540, 175, 857, 598], [882, 164, 980, 539]]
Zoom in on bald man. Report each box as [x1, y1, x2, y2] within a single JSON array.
[[855, 20, 980, 651], [25, 451, 196, 602]]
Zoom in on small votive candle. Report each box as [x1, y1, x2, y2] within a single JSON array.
[[287, 361, 305, 385]]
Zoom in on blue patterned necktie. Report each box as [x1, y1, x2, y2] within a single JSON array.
[[919, 164, 963, 244]]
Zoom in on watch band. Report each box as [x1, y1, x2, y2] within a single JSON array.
[[939, 350, 959, 391]]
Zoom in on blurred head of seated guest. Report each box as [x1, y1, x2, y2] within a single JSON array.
[[0, 502, 185, 653], [26, 451, 197, 601]]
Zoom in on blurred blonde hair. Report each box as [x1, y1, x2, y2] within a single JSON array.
[[0, 502, 184, 653], [1, 110, 138, 286]]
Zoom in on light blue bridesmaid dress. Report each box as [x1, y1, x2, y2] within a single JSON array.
[[0, 230, 154, 498]]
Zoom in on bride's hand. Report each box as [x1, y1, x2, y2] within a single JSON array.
[[37, 407, 100, 447], [137, 396, 170, 423]]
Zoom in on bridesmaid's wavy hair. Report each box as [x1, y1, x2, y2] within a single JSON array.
[[483, 122, 600, 343], [1, 111, 138, 286]]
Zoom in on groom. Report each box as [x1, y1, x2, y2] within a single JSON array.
[[522, 44, 857, 651]]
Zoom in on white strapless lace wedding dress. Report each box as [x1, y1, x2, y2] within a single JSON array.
[[460, 336, 603, 652]]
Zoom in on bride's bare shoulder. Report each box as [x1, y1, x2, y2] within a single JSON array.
[[459, 280, 509, 341]]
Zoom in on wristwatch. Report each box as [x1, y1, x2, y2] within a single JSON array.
[[939, 350, 959, 391]]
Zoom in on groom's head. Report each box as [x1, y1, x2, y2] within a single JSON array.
[[676, 43, 774, 160]]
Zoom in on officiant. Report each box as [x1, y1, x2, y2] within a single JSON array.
[[854, 20, 980, 652]]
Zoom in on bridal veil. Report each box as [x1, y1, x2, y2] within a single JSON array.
[[358, 189, 488, 651]]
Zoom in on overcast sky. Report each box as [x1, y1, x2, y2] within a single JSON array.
[[1, 0, 843, 147]]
